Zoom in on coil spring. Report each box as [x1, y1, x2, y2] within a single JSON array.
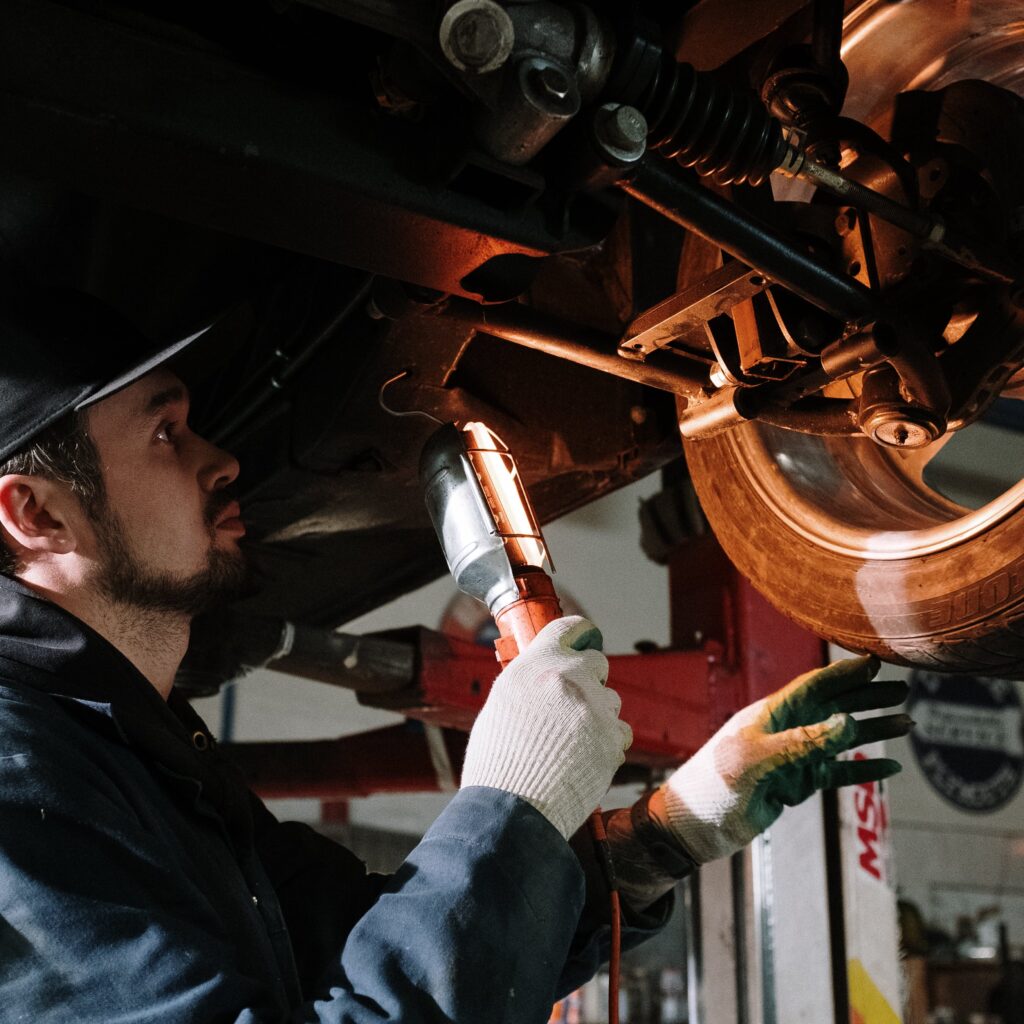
[[635, 56, 788, 187]]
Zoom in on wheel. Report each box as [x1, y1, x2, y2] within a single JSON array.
[[686, 420, 1024, 673], [684, 0, 1024, 675]]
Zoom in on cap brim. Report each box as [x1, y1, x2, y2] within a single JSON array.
[[75, 323, 214, 410]]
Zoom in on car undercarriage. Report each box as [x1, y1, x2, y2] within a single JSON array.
[[4, 0, 1024, 683]]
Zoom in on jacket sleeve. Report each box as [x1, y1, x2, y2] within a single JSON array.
[[250, 791, 674, 1005], [0, 704, 590, 1024], [557, 822, 677, 996], [247, 795, 391, 999], [249, 784, 597, 1020]]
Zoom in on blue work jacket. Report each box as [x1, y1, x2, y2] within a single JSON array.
[[0, 577, 669, 1023]]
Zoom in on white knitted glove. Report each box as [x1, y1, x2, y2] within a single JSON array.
[[460, 615, 633, 839], [648, 656, 911, 864]]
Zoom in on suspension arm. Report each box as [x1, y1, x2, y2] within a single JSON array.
[[443, 297, 709, 398], [619, 159, 882, 326]]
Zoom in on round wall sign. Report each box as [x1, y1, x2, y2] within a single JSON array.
[[907, 671, 1024, 813]]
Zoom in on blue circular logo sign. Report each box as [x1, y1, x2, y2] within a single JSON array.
[[907, 671, 1023, 812]]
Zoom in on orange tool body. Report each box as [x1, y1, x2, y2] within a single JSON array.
[[492, 568, 562, 667]]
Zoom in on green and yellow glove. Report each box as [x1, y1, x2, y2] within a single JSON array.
[[647, 655, 912, 864]]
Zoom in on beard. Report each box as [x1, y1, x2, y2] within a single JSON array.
[[89, 492, 253, 618]]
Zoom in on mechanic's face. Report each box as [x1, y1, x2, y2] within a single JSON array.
[[82, 368, 250, 616]]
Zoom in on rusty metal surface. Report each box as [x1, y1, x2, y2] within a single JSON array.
[[622, 262, 767, 359], [745, 397, 860, 436]]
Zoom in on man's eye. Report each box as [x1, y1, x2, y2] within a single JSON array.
[[155, 422, 177, 443]]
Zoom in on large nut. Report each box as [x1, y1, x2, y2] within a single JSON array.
[[860, 405, 944, 449], [439, 0, 515, 75]]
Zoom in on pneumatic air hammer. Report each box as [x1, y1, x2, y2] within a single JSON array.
[[419, 420, 622, 1024]]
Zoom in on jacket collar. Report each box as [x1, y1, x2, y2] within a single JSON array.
[[0, 574, 204, 744], [0, 575, 253, 849]]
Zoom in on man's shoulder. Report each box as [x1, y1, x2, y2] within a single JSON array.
[[0, 672, 67, 737], [0, 669, 81, 723], [0, 672, 127, 798]]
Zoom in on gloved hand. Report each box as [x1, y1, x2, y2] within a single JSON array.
[[647, 655, 911, 864], [460, 615, 633, 840]]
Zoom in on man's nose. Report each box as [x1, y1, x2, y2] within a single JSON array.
[[197, 436, 240, 491]]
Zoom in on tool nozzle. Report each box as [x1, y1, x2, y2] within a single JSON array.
[[420, 421, 551, 617]]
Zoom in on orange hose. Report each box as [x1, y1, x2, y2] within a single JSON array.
[[587, 811, 621, 1024]]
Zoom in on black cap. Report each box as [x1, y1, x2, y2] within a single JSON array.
[[0, 287, 210, 464]]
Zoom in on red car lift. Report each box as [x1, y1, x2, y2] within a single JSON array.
[[224, 535, 826, 798]]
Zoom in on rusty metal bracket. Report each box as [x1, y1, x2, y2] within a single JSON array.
[[621, 261, 769, 360]]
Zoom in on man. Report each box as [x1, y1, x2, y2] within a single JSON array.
[[0, 290, 911, 1022]]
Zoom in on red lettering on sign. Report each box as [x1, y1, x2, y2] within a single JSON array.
[[857, 826, 882, 880], [853, 752, 884, 881]]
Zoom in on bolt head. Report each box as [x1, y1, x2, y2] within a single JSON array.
[[864, 409, 943, 449], [876, 420, 929, 447], [835, 207, 857, 237], [531, 64, 571, 101], [439, 0, 514, 74], [608, 106, 647, 147], [593, 103, 648, 164], [517, 60, 579, 118], [709, 364, 728, 389]]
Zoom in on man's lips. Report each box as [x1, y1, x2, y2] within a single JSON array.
[[214, 501, 245, 536]]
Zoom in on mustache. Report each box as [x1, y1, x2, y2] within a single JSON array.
[[205, 486, 240, 529]]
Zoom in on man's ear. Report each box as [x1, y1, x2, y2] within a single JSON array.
[[0, 475, 79, 559]]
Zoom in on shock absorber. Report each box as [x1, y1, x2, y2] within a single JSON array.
[[604, 21, 788, 187]]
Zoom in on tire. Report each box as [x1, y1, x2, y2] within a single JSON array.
[[685, 422, 1024, 676]]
